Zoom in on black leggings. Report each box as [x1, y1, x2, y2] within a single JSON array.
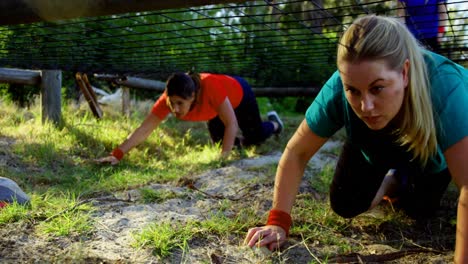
[[329, 141, 452, 219], [207, 76, 275, 146]]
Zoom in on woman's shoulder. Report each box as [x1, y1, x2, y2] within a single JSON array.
[[424, 51, 466, 78]]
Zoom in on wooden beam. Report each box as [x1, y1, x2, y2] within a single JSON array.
[[94, 74, 166, 91], [0, 68, 41, 85], [252, 87, 320, 97], [0, 0, 250, 26], [95, 74, 320, 97]]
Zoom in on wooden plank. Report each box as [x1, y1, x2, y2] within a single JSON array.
[[0, 68, 41, 85], [40, 70, 62, 125], [0, 0, 249, 25], [252, 87, 320, 97], [94, 74, 165, 91], [75, 72, 103, 119], [94, 74, 320, 97]]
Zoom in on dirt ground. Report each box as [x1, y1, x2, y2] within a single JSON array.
[[0, 139, 458, 263]]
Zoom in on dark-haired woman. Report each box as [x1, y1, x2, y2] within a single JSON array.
[[97, 72, 283, 164]]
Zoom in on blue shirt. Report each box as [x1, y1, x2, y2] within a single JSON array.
[[305, 51, 468, 173], [399, 0, 446, 39]]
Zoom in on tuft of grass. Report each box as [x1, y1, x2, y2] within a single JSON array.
[[0, 201, 30, 224], [139, 188, 184, 203], [199, 208, 259, 236], [34, 192, 94, 237], [133, 221, 197, 258], [309, 164, 335, 194], [133, 206, 261, 259]]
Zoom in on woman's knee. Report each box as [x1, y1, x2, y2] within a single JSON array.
[[329, 191, 369, 218]]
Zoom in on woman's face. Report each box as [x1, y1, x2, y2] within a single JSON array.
[[340, 59, 409, 130], [167, 93, 195, 118]]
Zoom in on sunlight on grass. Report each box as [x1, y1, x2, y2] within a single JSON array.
[[0, 201, 29, 224], [133, 221, 196, 258], [34, 192, 94, 237]]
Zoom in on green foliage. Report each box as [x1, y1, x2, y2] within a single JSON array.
[[256, 96, 314, 115], [0, 83, 39, 108]]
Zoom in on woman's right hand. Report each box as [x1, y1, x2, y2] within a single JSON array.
[[95, 155, 120, 165], [244, 225, 287, 251]]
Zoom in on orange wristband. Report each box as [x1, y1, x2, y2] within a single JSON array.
[[111, 148, 124, 160], [267, 209, 292, 237]]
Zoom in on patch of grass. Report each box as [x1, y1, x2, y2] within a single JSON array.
[[133, 221, 197, 258], [0, 201, 30, 224], [200, 207, 259, 236], [133, 207, 260, 259], [139, 188, 184, 203], [309, 164, 335, 194], [293, 194, 355, 252], [0, 192, 93, 237], [34, 193, 94, 237]]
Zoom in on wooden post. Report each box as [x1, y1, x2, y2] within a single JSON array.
[[40, 70, 62, 125], [122, 86, 130, 117]]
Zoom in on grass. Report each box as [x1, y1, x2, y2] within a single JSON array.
[[133, 221, 196, 258], [0, 96, 459, 262]]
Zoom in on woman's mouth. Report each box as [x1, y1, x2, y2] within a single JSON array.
[[363, 116, 381, 125]]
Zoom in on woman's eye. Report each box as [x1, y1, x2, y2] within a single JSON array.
[[346, 88, 359, 96], [370, 86, 384, 94]]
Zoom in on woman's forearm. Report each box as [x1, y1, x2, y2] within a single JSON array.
[[221, 124, 238, 155], [272, 148, 309, 213], [455, 186, 468, 263], [117, 113, 161, 154]]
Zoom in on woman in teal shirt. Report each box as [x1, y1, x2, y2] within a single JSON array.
[[245, 15, 468, 263]]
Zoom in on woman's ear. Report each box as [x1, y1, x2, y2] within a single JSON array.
[[402, 59, 410, 88]]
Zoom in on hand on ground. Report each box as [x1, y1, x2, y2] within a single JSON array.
[[95, 155, 120, 165], [244, 225, 287, 251]]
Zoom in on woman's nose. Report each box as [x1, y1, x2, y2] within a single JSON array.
[[361, 95, 375, 112]]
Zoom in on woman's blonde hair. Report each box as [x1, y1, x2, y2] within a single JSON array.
[[337, 15, 436, 166]]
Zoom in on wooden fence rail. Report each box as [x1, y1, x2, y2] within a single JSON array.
[[0, 67, 321, 125], [0, 67, 61, 125]]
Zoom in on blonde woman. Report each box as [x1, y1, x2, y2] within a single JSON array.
[[245, 15, 467, 263]]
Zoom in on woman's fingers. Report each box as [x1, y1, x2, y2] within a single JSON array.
[[95, 156, 119, 165], [245, 227, 271, 246], [245, 226, 286, 249]]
